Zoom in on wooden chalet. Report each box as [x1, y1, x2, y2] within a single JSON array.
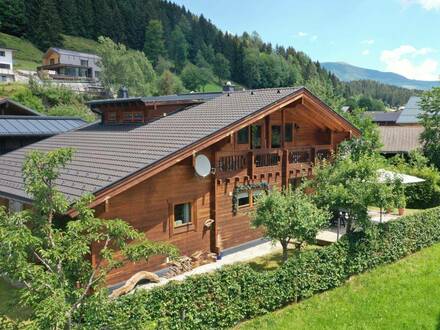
[[0, 87, 360, 285]]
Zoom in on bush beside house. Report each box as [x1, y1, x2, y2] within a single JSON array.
[[80, 207, 440, 329]]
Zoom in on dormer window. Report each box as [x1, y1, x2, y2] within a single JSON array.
[[123, 111, 144, 123]]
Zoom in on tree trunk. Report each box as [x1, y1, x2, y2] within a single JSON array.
[[281, 241, 288, 262]]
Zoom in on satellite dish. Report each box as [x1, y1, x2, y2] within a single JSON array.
[[194, 154, 211, 177]]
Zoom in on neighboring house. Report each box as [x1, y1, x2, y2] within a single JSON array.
[[366, 96, 424, 155], [0, 87, 360, 285], [0, 98, 86, 154], [0, 47, 15, 83], [38, 48, 101, 81]]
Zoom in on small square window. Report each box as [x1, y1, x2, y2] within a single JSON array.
[[81, 59, 88, 66], [285, 123, 293, 142], [237, 192, 250, 207], [237, 127, 249, 144], [0, 51, 5, 57], [174, 203, 192, 227]]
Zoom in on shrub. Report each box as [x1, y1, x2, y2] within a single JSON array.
[[80, 207, 440, 329]]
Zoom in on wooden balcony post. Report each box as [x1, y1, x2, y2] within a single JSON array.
[[249, 151, 254, 179]]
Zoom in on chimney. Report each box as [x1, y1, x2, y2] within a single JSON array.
[[222, 81, 235, 92], [117, 86, 129, 98]]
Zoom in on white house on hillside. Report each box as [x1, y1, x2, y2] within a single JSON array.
[[0, 47, 15, 83]]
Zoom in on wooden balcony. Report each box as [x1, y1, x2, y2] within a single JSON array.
[[215, 145, 334, 183], [252, 149, 282, 179], [287, 146, 313, 179]]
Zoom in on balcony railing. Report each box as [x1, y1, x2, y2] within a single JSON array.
[[215, 151, 249, 180], [252, 149, 282, 178], [215, 145, 334, 182]]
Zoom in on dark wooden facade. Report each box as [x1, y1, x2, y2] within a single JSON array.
[[88, 94, 355, 285]]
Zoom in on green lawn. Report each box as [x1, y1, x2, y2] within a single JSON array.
[[247, 245, 321, 272], [0, 278, 31, 321], [238, 243, 440, 330]]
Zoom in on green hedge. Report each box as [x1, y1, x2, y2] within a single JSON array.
[[82, 207, 440, 329]]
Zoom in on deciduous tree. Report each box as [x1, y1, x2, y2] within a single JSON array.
[[0, 148, 178, 329], [420, 87, 440, 169], [252, 188, 329, 261]]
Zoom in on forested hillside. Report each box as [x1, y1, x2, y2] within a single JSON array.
[[0, 0, 416, 107]]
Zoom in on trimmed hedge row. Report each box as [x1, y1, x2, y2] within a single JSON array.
[[84, 207, 440, 329]]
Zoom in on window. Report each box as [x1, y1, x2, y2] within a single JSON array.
[[271, 125, 281, 148], [81, 59, 88, 67], [107, 112, 117, 123], [237, 192, 250, 207], [0, 63, 10, 69], [237, 127, 249, 144], [122, 111, 144, 123], [50, 58, 55, 65], [285, 123, 293, 142], [251, 125, 262, 149], [133, 112, 144, 122], [0, 51, 5, 56], [174, 203, 192, 227]]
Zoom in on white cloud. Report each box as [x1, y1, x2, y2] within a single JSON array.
[[380, 45, 439, 80], [362, 49, 370, 56], [402, 0, 440, 10], [362, 39, 375, 45], [297, 32, 308, 37], [416, 0, 440, 10]]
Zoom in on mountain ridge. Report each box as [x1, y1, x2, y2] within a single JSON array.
[[322, 62, 439, 90]]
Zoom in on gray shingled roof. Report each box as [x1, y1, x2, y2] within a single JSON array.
[[87, 92, 222, 107], [0, 116, 86, 136], [396, 96, 422, 124], [379, 125, 424, 153], [0, 87, 356, 204], [365, 111, 402, 123], [49, 47, 100, 59], [0, 88, 304, 202]]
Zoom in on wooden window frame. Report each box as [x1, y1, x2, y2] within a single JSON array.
[[251, 124, 262, 149], [237, 127, 249, 144], [168, 199, 197, 237], [285, 123, 293, 143], [237, 191, 250, 209], [271, 125, 282, 148], [122, 111, 144, 123]]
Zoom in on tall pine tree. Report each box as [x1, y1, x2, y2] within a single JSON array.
[[33, 0, 63, 50], [143, 19, 166, 66]]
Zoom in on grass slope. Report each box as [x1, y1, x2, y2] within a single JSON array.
[[0, 32, 43, 70], [0, 33, 100, 71], [239, 242, 440, 330], [61, 34, 100, 54]]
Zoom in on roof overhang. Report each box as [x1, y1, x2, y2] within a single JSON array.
[[67, 87, 360, 217]]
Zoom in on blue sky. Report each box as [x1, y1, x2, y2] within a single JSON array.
[[171, 0, 440, 81]]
